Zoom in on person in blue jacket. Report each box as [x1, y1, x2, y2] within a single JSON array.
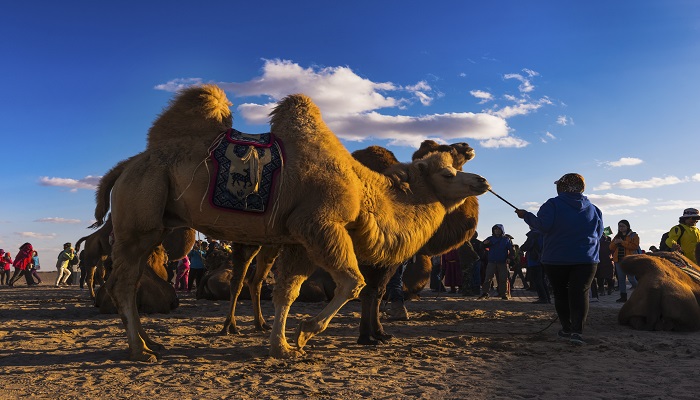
[[477, 224, 513, 300], [515, 173, 602, 345]]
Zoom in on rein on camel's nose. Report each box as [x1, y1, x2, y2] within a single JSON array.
[[488, 189, 518, 210]]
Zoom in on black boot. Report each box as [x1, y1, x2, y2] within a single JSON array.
[[616, 293, 627, 303]]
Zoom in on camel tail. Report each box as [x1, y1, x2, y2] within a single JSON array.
[[93, 156, 136, 227], [75, 235, 90, 253]]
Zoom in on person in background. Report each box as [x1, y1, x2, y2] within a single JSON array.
[[175, 255, 190, 291], [665, 208, 700, 264], [54, 242, 75, 287], [29, 250, 42, 285], [509, 244, 529, 290], [187, 242, 207, 292], [478, 224, 513, 300], [459, 232, 484, 296], [596, 229, 615, 296], [441, 248, 462, 294], [515, 173, 602, 345], [9, 242, 35, 287], [0, 250, 12, 286], [610, 220, 639, 303], [521, 229, 549, 304]]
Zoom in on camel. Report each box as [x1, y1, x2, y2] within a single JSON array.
[[96, 85, 490, 361], [213, 140, 480, 343], [77, 213, 195, 305], [618, 251, 700, 331], [94, 246, 179, 314]]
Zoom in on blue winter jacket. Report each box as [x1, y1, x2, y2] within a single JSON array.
[[483, 224, 512, 263], [523, 192, 603, 265]]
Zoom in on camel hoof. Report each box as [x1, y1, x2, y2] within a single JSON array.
[[357, 335, 379, 345], [219, 325, 240, 335], [255, 322, 272, 331], [269, 346, 306, 359], [146, 341, 165, 351], [372, 332, 394, 343], [129, 350, 160, 363]]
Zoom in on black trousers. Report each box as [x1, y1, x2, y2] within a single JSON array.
[[544, 263, 597, 334]]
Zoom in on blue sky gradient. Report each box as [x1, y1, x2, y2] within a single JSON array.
[[2, 1, 699, 259]]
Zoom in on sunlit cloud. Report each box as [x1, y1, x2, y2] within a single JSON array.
[[17, 232, 57, 239], [523, 201, 541, 212], [693, 173, 700, 181], [593, 176, 687, 190], [587, 193, 649, 209], [39, 176, 101, 192], [470, 90, 493, 103], [34, 218, 81, 224], [654, 199, 700, 211], [600, 157, 643, 168], [155, 59, 554, 149]]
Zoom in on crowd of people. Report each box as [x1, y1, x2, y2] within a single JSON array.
[[2, 178, 699, 346]]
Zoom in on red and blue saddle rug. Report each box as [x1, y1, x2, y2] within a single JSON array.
[[209, 129, 283, 213]]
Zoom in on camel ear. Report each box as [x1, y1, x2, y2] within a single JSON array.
[[415, 159, 429, 174]]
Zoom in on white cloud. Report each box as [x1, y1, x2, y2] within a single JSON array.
[[692, 173, 700, 181], [17, 232, 57, 239], [503, 69, 539, 93], [603, 208, 635, 216], [479, 136, 529, 149], [39, 176, 101, 192], [654, 199, 700, 211], [156, 59, 553, 149], [600, 157, 643, 168], [594, 176, 687, 190], [523, 201, 541, 212], [470, 90, 493, 103], [34, 218, 81, 224], [556, 115, 573, 126], [154, 78, 204, 92], [587, 193, 649, 208]]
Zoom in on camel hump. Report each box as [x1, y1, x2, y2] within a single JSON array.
[[269, 94, 325, 133], [147, 84, 233, 147]]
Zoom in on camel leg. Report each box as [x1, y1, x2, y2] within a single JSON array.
[[249, 245, 280, 331], [108, 234, 162, 362], [86, 264, 97, 299], [220, 244, 261, 335], [358, 286, 379, 345], [269, 245, 314, 358]]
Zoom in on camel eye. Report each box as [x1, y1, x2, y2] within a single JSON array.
[[442, 171, 456, 179]]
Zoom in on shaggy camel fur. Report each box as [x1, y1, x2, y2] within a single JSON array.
[[77, 213, 195, 303], [97, 85, 489, 361], [215, 140, 479, 342], [95, 246, 179, 314], [618, 251, 700, 331]]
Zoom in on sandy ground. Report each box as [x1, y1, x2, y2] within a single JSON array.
[[0, 272, 698, 400]]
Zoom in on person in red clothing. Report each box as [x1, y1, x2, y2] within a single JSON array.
[[0, 249, 12, 285], [9, 242, 34, 287], [441, 249, 463, 293]]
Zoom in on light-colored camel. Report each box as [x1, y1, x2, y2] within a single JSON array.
[[97, 85, 489, 361], [214, 140, 479, 341], [618, 251, 700, 331]]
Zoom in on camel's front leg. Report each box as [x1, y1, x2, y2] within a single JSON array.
[[357, 285, 380, 345], [370, 284, 393, 342], [220, 244, 261, 335], [249, 245, 280, 331]]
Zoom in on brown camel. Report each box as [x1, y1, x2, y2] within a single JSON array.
[[94, 246, 179, 314], [618, 251, 700, 331], [215, 139, 479, 342], [96, 85, 489, 361]]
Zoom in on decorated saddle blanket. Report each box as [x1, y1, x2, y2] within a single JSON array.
[[210, 129, 283, 213], [652, 252, 700, 284]]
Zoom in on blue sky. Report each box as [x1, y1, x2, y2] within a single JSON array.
[[2, 1, 699, 261]]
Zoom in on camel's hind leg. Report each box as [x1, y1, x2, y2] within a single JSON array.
[[269, 245, 316, 358], [108, 234, 163, 362], [220, 244, 261, 335], [249, 245, 281, 331]]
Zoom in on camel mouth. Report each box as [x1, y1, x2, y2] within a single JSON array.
[[470, 181, 491, 194]]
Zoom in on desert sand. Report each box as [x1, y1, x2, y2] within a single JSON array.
[[1, 272, 698, 400]]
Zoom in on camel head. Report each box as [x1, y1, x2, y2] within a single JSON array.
[[389, 151, 489, 212], [412, 140, 475, 170]]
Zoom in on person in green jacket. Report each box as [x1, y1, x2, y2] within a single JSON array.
[[55, 242, 75, 287], [665, 208, 700, 264]]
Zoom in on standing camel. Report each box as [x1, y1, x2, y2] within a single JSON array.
[[97, 85, 490, 361]]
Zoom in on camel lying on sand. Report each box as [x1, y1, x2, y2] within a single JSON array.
[[618, 251, 700, 331], [95, 246, 179, 314], [95, 85, 489, 361]]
